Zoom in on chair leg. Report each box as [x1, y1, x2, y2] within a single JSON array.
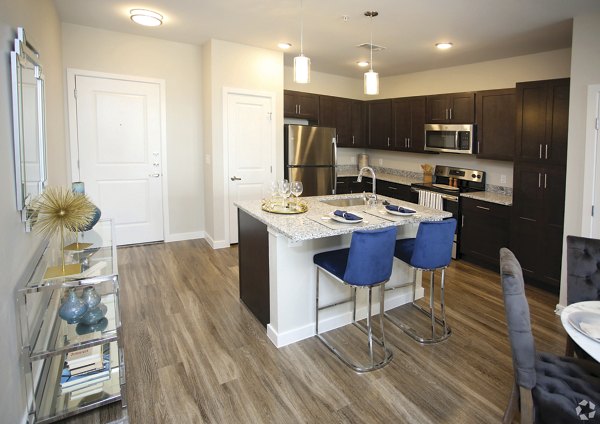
[[367, 287, 374, 366], [502, 381, 519, 424], [395, 268, 451, 344]]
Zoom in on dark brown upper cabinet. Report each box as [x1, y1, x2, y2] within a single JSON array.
[[368, 100, 393, 149], [284, 90, 319, 121], [475, 88, 516, 161], [426, 92, 475, 123], [393, 96, 426, 152], [515, 78, 570, 165], [319, 96, 366, 147]]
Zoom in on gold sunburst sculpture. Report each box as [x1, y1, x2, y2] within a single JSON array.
[[32, 186, 95, 278]]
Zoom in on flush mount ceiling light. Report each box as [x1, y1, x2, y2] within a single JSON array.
[[278, 42, 292, 49], [357, 61, 369, 67], [436, 42, 453, 50], [364, 11, 379, 96], [293, 0, 310, 84], [130, 9, 163, 27]]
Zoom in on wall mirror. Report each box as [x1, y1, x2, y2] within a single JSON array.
[[11, 27, 47, 227]]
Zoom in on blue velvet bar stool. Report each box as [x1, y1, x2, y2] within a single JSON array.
[[386, 218, 457, 344], [313, 226, 397, 372]]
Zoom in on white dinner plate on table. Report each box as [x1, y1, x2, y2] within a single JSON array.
[[567, 311, 600, 340], [385, 207, 416, 216], [329, 212, 364, 224]]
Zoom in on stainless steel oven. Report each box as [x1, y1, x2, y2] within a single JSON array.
[[411, 165, 486, 260]]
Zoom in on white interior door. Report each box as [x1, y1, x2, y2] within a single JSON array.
[[73, 74, 164, 245], [226, 91, 274, 244]]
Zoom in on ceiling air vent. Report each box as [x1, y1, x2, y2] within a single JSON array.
[[356, 42, 386, 52]]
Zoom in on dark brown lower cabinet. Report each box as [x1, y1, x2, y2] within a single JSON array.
[[510, 162, 566, 292], [460, 198, 510, 271], [376, 181, 412, 202], [336, 177, 364, 194], [238, 209, 270, 327]]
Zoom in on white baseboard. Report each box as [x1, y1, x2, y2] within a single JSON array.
[[164, 231, 205, 243], [204, 234, 230, 249]]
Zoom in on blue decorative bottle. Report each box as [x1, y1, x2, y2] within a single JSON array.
[[58, 288, 88, 324]]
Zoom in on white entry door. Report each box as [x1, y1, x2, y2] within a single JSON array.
[[72, 74, 164, 245], [226, 91, 274, 244]]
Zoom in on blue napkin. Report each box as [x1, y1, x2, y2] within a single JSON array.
[[334, 210, 362, 220], [385, 204, 416, 213]]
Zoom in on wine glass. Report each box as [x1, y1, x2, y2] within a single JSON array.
[[291, 181, 303, 209], [278, 180, 291, 208]]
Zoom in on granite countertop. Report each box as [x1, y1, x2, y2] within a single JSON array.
[[235, 194, 451, 242], [460, 191, 513, 206]]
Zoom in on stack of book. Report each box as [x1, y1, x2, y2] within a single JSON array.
[[61, 344, 110, 399]]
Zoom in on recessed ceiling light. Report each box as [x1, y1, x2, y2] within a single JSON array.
[[436, 42, 453, 50], [357, 61, 369, 68], [130, 9, 163, 27], [278, 42, 292, 49]]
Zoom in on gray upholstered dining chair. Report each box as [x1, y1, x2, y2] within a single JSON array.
[[566, 235, 600, 357], [499, 247, 600, 424]]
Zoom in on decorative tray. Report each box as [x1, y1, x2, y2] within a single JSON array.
[[261, 200, 308, 214]]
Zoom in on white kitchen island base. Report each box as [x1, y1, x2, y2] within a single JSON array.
[[266, 225, 422, 347], [235, 194, 451, 349]]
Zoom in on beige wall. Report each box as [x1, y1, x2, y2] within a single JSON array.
[[284, 66, 364, 99], [61, 23, 204, 239], [560, 13, 600, 306], [0, 1, 65, 421], [203, 39, 283, 247]]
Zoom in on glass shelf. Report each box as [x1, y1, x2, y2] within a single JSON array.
[[34, 341, 124, 424], [22, 220, 117, 293], [28, 288, 120, 361]]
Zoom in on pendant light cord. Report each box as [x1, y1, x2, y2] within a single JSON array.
[[300, 0, 304, 56], [369, 13, 373, 71]]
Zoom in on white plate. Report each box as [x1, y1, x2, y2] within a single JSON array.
[[567, 311, 600, 340], [385, 207, 416, 216], [329, 212, 364, 224]]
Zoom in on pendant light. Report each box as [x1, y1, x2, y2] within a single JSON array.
[[294, 0, 311, 84], [364, 11, 379, 95]]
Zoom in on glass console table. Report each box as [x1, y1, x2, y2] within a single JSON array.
[[16, 220, 126, 423]]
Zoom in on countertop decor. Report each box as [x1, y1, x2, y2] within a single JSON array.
[[31, 186, 96, 278]]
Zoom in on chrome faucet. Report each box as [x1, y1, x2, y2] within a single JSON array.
[[357, 166, 377, 204]]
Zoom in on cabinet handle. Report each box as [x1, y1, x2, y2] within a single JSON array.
[[449, 108, 453, 120], [476, 205, 490, 211], [352, 136, 355, 145], [545, 144, 548, 159], [407, 137, 411, 148], [387, 137, 390, 147], [538, 173, 541, 188], [445, 108, 449, 120], [462, 215, 465, 228], [539, 144, 542, 159], [388, 186, 398, 190], [477, 141, 480, 153], [544, 173, 547, 189], [298, 104, 302, 114], [519, 217, 537, 222]]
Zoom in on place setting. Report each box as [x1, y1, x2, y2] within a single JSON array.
[[362, 201, 420, 222], [564, 301, 600, 342], [311, 209, 386, 230]]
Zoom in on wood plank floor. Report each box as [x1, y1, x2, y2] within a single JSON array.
[[60, 239, 566, 424]]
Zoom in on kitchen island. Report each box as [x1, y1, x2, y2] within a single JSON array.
[[235, 194, 451, 347]]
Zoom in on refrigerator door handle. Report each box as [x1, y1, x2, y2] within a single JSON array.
[[332, 136, 338, 194]]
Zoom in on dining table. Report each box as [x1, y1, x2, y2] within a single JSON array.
[[561, 301, 600, 362]]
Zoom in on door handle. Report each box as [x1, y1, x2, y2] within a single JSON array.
[[230, 176, 242, 181], [149, 173, 160, 177]]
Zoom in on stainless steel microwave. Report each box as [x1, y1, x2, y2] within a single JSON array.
[[424, 124, 475, 154]]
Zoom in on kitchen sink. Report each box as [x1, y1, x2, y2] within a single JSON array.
[[320, 197, 366, 207]]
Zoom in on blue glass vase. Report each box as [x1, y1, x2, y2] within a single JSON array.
[[79, 302, 108, 325], [58, 288, 88, 324], [81, 286, 101, 309]]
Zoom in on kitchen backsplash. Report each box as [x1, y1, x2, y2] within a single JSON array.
[[337, 164, 513, 196]]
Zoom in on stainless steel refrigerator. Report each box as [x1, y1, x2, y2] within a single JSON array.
[[284, 124, 337, 196]]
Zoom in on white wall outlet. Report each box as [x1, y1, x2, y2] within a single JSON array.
[[500, 174, 507, 184], [378, 159, 383, 166]]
